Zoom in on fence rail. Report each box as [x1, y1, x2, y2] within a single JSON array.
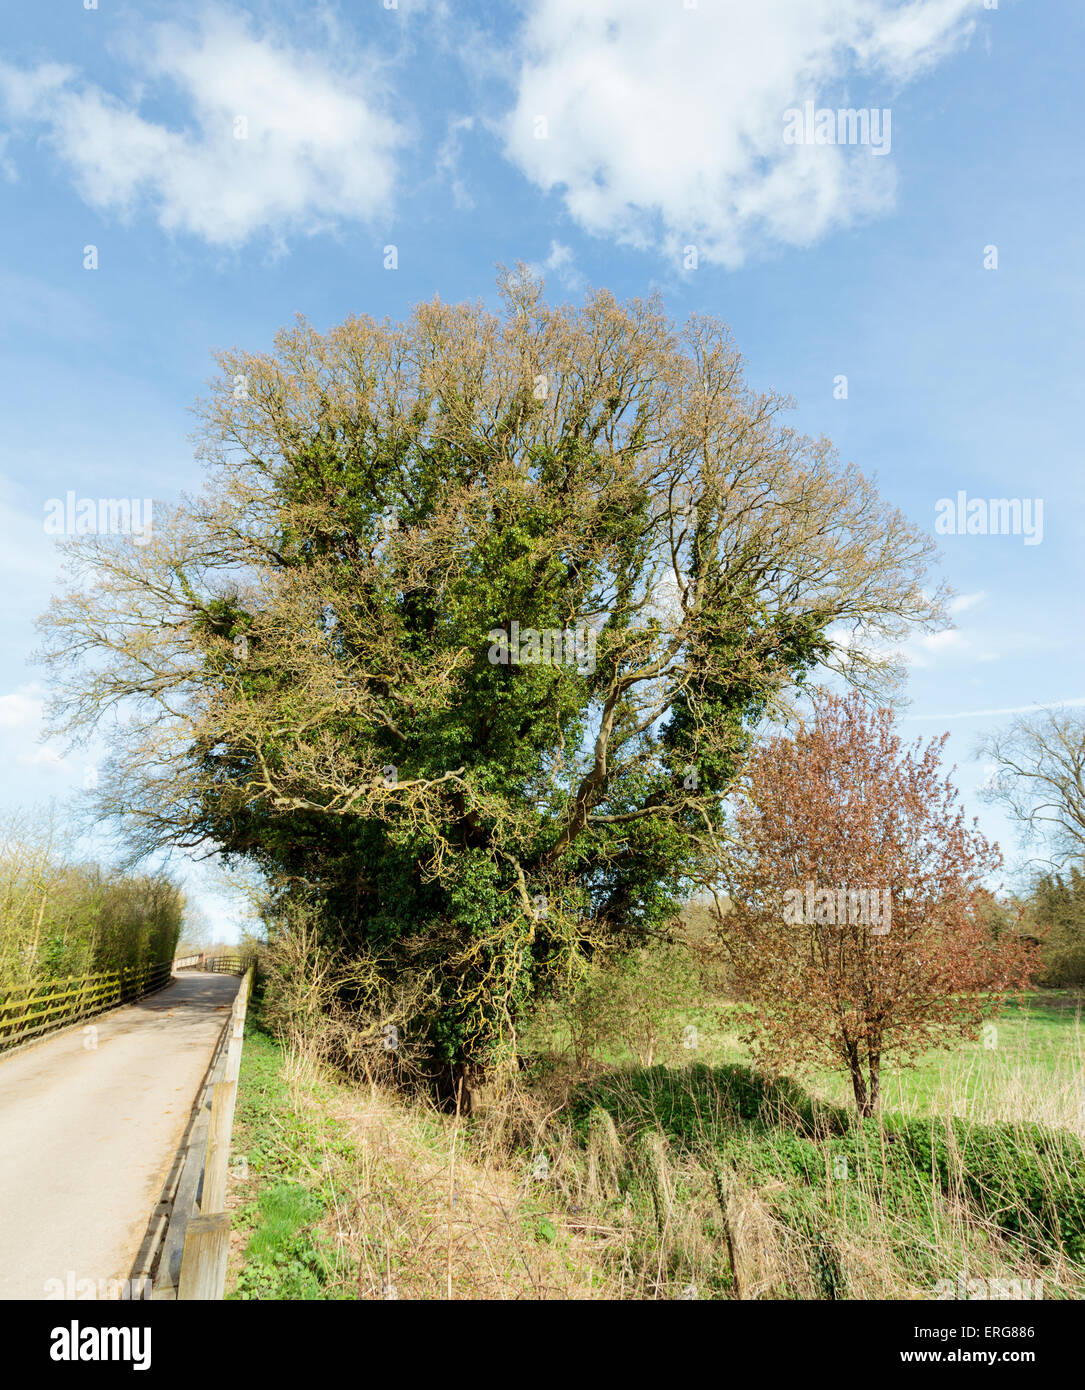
[[151, 965, 254, 1300], [174, 953, 252, 976], [0, 959, 174, 1051], [206, 954, 248, 975]]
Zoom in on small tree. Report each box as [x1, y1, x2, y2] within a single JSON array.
[[554, 934, 707, 1067], [717, 691, 1035, 1115]]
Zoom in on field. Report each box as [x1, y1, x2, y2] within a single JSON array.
[[537, 991, 1085, 1131], [811, 993, 1084, 1129], [224, 987, 1085, 1301]]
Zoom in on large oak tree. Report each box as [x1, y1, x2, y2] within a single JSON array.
[[39, 272, 947, 1088]]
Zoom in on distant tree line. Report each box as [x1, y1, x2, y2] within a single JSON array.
[[976, 705, 1085, 986], [1016, 869, 1085, 987]]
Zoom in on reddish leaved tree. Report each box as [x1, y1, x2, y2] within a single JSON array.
[[718, 691, 1036, 1115]]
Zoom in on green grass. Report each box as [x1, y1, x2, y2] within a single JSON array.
[[518, 987, 1085, 1297], [527, 989, 1085, 1122], [796, 992, 1084, 1117], [227, 1025, 355, 1300], [232, 988, 1085, 1299]]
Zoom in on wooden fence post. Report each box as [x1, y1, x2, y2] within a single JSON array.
[[177, 1214, 230, 1300], [225, 1029, 243, 1083], [223, 967, 252, 1083], [200, 1080, 237, 1213]]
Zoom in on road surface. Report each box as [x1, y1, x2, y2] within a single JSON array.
[[0, 971, 240, 1299]]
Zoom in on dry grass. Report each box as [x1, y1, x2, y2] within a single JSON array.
[[246, 1034, 1079, 1300], [239, 934, 1083, 1300], [275, 1041, 609, 1300]]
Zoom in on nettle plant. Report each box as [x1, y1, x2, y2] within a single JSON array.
[[39, 270, 945, 1096]]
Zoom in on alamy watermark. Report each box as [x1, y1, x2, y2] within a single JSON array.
[[783, 882, 891, 935], [50, 1320, 151, 1371], [933, 1269, 1042, 1301], [488, 620, 596, 676], [44, 492, 153, 547], [44, 1272, 153, 1300], [783, 102, 891, 156], [934, 491, 1043, 545]]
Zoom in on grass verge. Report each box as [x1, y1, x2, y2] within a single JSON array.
[[226, 1001, 1085, 1300]]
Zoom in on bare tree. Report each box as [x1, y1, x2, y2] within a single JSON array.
[[976, 707, 1085, 869]]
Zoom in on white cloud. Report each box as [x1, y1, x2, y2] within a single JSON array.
[[917, 629, 963, 654], [0, 12, 405, 248], [16, 745, 68, 772], [0, 133, 15, 183], [528, 238, 584, 292], [0, 686, 76, 779], [904, 627, 964, 668], [948, 590, 986, 615], [436, 115, 476, 210], [0, 684, 44, 730], [504, 0, 976, 266]]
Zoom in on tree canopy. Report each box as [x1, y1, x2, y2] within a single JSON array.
[[38, 272, 947, 1079]]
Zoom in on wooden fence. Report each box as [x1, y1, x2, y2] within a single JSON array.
[[0, 950, 253, 1053], [175, 953, 252, 976], [205, 954, 248, 975], [0, 959, 174, 1052], [151, 965, 254, 1300]]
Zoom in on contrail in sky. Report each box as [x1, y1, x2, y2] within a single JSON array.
[[905, 697, 1085, 722]]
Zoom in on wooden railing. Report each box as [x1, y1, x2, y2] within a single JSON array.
[[0, 951, 253, 1053], [152, 965, 254, 1300], [175, 952, 253, 976], [0, 959, 174, 1052], [205, 953, 248, 975]]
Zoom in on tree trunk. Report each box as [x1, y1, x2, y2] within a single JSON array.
[[867, 1050, 881, 1115], [845, 1042, 870, 1115], [433, 1060, 474, 1115], [28, 889, 48, 974]]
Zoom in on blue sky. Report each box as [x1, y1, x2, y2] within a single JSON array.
[[0, 0, 1081, 939]]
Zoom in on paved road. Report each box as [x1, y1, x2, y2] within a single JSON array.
[[0, 971, 240, 1299]]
